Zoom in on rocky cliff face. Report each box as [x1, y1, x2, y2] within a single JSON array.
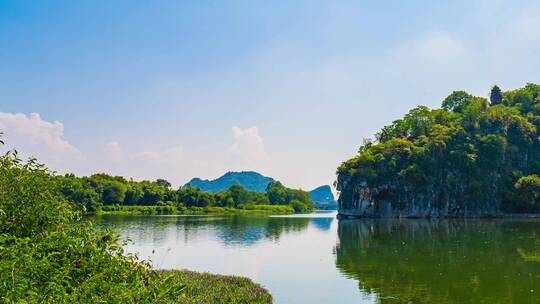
[[336, 172, 501, 219]]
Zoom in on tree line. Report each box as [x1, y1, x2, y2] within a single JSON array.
[[57, 173, 314, 213]]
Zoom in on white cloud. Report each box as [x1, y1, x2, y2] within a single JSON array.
[[105, 141, 123, 161], [0, 112, 188, 184], [0, 112, 84, 170], [0, 112, 80, 154], [130, 146, 184, 164], [228, 126, 267, 162]]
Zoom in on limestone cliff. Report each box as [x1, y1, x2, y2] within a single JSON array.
[[336, 171, 500, 218], [336, 84, 540, 218]]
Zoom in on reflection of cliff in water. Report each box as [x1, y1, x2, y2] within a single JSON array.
[[92, 214, 313, 247], [335, 219, 540, 303]]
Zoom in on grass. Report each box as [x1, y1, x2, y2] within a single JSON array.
[[159, 270, 273, 304], [95, 204, 296, 215]]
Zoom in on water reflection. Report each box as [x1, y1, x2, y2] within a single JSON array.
[[311, 217, 333, 231], [214, 216, 311, 246], [335, 219, 540, 303], [91, 212, 353, 304], [93, 213, 330, 247]]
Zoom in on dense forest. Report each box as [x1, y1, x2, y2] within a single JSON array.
[[337, 83, 540, 217], [57, 173, 314, 214]]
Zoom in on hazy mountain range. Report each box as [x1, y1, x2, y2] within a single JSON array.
[[185, 171, 336, 207]]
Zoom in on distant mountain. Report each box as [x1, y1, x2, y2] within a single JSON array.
[[185, 171, 274, 193], [308, 185, 335, 203], [308, 185, 337, 210], [186, 171, 337, 209]]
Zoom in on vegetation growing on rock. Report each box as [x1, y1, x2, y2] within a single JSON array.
[[337, 83, 540, 217]]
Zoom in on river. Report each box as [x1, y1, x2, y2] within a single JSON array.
[[93, 211, 540, 303]]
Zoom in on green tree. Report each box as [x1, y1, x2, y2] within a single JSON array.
[[290, 200, 309, 213], [140, 181, 166, 205], [102, 181, 127, 205], [265, 180, 313, 211], [153, 178, 172, 189], [442, 91, 473, 113], [514, 175, 540, 210], [58, 174, 101, 211], [266, 181, 288, 205], [124, 181, 144, 205], [228, 184, 250, 207], [215, 191, 235, 207], [177, 187, 215, 207], [490, 85, 502, 105]]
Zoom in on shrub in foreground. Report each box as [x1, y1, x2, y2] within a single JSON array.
[[0, 151, 272, 303], [0, 152, 184, 302]]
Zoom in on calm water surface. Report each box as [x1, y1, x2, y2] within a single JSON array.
[[94, 212, 540, 303]]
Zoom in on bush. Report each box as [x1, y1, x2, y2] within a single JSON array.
[[0, 152, 185, 302], [290, 200, 310, 213], [0, 144, 273, 303], [514, 175, 540, 211]]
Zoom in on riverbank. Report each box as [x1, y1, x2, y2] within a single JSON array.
[[337, 210, 540, 219], [94, 204, 298, 215], [161, 270, 272, 304]]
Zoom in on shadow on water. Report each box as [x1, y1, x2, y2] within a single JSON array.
[[335, 219, 540, 304], [92, 213, 333, 247]]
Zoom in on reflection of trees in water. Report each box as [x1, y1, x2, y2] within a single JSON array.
[[208, 216, 311, 246], [335, 220, 540, 304], [92, 215, 312, 247], [90, 215, 176, 245]]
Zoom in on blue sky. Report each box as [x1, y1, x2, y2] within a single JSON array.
[[1, 0, 539, 189]]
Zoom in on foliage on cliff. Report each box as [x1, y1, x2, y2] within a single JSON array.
[[337, 83, 540, 213]]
